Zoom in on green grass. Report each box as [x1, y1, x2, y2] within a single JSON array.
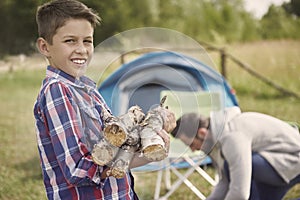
[[0, 40, 300, 200], [0, 69, 46, 200]]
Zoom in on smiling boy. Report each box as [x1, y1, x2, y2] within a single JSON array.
[[37, 18, 94, 78], [33, 0, 175, 199]]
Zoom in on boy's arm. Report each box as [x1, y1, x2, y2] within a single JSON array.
[[129, 155, 151, 169], [40, 82, 106, 186]]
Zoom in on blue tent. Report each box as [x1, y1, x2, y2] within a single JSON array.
[[98, 51, 238, 116]]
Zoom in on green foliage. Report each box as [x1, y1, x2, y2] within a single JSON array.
[[283, 0, 300, 17], [0, 0, 44, 56], [291, 0, 300, 16], [1, 0, 300, 57], [260, 5, 300, 39]]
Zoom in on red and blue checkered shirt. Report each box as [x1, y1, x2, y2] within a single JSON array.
[[34, 66, 138, 200]]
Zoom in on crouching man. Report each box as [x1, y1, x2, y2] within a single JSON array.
[[171, 106, 300, 200]]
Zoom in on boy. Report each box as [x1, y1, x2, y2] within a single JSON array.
[[34, 0, 175, 199]]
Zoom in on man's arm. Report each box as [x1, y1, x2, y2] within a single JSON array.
[[221, 132, 252, 200], [206, 175, 229, 200]]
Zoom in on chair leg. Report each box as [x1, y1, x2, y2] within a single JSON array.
[[165, 167, 171, 190], [154, 168, 164, 199], [184, 156, 217, 186], [160, 165, 206, 200], [171, 167, 207, 200]]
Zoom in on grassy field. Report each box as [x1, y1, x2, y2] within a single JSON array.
[[0, 40, 299, 200]]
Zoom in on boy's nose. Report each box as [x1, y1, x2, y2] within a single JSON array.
[[75, 42, 87, 54]]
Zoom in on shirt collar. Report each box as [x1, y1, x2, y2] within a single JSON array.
[[46, 65, 97, 91]]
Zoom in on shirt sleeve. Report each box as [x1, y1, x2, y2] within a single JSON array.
[[206, 176, 229, 200], [221, 132, 252, 200], [206, 149, 229, 200], [40, 81, 106, 187]]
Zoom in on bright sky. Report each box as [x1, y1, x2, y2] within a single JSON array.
[[243, 0, 290, 18]]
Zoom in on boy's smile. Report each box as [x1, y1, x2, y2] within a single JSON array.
[[38, 19, 94, 78]]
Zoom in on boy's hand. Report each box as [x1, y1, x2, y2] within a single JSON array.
[[155, 129, 170, 152], [101, 167, 111, 180], [155, 107, 177, 133]]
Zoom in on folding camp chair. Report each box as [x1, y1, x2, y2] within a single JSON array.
[[151, 90, 222, 200]]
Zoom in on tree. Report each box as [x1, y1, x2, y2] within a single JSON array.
[[291, 0, 300, 17], [1, 0, 299, 57], [260, 4, 300, 39], [0, 0, 43, 57]]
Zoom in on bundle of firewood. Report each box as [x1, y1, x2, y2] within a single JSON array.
[[92, 96, 174, 178]]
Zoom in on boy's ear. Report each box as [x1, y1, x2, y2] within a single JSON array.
[[36, 37, 51, 57]]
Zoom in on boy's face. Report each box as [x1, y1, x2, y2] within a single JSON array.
[[38, 19, 94, 78]]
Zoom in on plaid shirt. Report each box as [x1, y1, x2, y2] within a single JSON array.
[[34, 66, 138, 200]]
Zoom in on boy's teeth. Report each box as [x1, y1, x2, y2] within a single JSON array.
[[73, 59, 85, 64]]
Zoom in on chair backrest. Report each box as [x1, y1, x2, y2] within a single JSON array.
[[160, 90, 222, 157], [160, 90, 222, 119]]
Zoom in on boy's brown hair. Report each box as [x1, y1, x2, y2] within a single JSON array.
[[36, 0, 101, 44]]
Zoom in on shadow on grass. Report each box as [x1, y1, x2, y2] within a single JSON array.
[[14, 156, 43, 182]]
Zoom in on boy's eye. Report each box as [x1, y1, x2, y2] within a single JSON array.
[[65, 39, 75, 43], [84, 39, 93, 44]]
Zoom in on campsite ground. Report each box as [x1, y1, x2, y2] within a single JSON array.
[[0, 40, 299, 199]]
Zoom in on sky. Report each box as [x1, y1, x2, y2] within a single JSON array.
[[243, 0, 290, 18]]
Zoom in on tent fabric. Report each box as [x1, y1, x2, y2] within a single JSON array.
[[98, 51, 238, 116]]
